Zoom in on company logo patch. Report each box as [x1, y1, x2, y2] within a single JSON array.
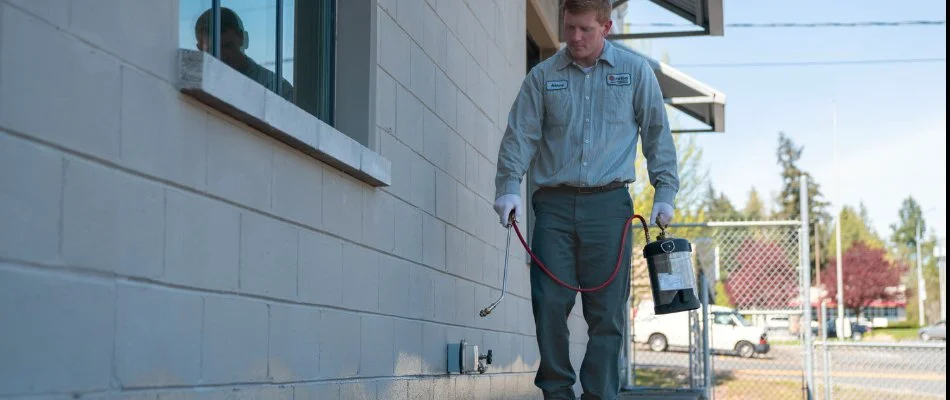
[[606, 73, 632, 86], [545, 80, 568, 91]]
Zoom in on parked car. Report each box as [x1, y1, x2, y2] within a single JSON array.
[[634, 301, 770, 358], [812, 319, 869, 340], [918, 320, 946, 341]]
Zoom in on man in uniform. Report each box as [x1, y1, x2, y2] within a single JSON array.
[[493, 0, 679, 398]]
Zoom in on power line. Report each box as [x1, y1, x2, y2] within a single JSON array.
[[673, 58, 947, 68], [626, 20, 946, 29]]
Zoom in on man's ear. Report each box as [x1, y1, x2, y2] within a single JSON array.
[[602, 20, 613, 37]]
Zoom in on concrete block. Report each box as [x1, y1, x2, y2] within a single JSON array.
[[164, 189, 240, 292], [474, 109, 498, 160], [339, 382, 376, 400], [464, 144, 479, 191], [523, 335, 540, 372], [201, 296, 269, 384], [0, 133, 62, 265], [361, 188, 396, 252], [434, 69, 457, 131], [269, 304, 321, 382], [272, 145, 323, 229], [206, 118, 273, 211], [432, 377, 454, 400], [377, 380, 409, 400], [410, 43, 436, 110], [379, 131, 412, 202], [455, 375, 476, 400], [114, 283, 203, 387], [444, 225, 466, 277], [5, 0, 68, 26], [361, 142, 392, 187], [408, 379, 435, 400], [422, 5, 448, 71], [297, 230, 344, 306], [393, 319, 423, 376], [421, 213, 446, 270], [321, 170, 364, 242], [378, 0, 397, 16], [239, 212, 298, 299], [434, 170, 458, 225], [0, 6, 121, 161], [454, 278, 476, 327], [395, 85, 424, 153], [378, 255, 411, 317], [0, 266, 114, 395], [360, 315, 395, 377], [445, 131, 466, 183], [319, 310, 360, 379], [317, 128, 362, 174], [457, 184, 478, 237], [432, 271, 456, 324], [435, 0, 459, 37], [378, 11, 410, 87], [393, 200, 423, 262], [120, 67, 208, 190], [395, 0, 425, 41], [376, 67, 397, 135], [62, 158, 164, 278], [408, 264, 434, 320], [423, 109, 450, 171], [160, 387, 293, 400], [455, 91, 477, 145], [420, 324, 447, 376], [342, 244, 379, 312], [262, 89, 320, 153], [410, 153, 436, 214], [67, 0, 177, 81], [293, 383, 340, 400]]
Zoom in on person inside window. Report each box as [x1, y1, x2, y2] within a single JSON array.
[[195, 7, 294, 101]]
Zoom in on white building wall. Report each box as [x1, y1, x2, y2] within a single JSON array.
[[0, 0, 561, 398]]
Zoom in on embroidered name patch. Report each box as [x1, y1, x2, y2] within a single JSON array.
[[606, 73, 631, 86], [545, 80, 568, 91]]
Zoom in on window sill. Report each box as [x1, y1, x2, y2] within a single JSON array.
[[176, 49, 390, 187]]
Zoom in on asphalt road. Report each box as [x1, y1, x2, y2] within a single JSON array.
[[632, 342, 946, 398]]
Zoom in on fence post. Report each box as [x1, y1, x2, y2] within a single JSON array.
[[821, 301, 831, 400], [700, 270, 712, 399], [800, 175, 815, 399]]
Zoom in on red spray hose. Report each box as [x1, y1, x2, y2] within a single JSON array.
[[510, 214, 651, 292]]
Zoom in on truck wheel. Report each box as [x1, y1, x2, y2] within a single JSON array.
[[735, 341, 755, 358], [648, 334, 668, 352]]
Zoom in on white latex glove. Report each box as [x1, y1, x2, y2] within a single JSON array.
[[650, 202, 674, 228], [493, 194, 523, 227]]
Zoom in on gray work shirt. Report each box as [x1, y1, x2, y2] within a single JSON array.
[[494, 40, 680, 206], [241, 57, 294, 102]]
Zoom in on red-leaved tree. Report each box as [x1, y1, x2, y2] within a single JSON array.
[[821, 241, 906, 318], [723, 238, 800, 310]]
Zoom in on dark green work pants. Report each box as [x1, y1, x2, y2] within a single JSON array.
[[530, 186, 633, 400]]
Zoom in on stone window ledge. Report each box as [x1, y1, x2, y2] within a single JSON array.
[[176, 49, 390, 187]]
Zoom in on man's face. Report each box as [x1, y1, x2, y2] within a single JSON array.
[[563, 10, 611, 61], [197, 28, 246, 69]]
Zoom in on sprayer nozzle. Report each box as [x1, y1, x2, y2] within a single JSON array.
[[479, 308, 492, 317]]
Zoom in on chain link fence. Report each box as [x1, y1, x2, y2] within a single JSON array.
[[815, 342, 947, 400], [626, 221, 810, 399]]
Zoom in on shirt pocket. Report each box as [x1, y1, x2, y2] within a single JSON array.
[[543, 90, 572, 127], [604, 86, 634, 124]]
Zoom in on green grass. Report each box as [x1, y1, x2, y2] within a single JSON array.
[[867, 327, 920, 341]]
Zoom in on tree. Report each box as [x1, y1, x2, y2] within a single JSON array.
[[702, 182, 742, 221], [775, 132, 830, 275], [723, 237, 800, 309], [824, 203, 886, 260], [743, 187, 766, 220], [821, 242, 906, 319], [890, 197, 926, 254]]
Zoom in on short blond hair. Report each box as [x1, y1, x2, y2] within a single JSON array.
[[561, 0, 613, 23]]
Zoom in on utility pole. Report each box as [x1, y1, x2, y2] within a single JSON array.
[[832, 102, 847, 337], [938, 238, 946, 321], [815, 223, 821, 287], [916, 223, 927, 326]]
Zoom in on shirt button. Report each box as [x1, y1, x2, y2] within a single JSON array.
[[582, 162, 588, 167], [585, 139, 590, 144], [585, 118, 590, 122], [586, 75, 591, 79], [585, 96, 590, 100]]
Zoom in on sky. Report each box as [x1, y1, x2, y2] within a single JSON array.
[[620, 0, 947, 243]]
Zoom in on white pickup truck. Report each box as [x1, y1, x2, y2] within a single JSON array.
[[633, 300, 770, 358]]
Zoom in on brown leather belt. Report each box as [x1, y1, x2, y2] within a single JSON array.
[[539, 181, 627, 194]]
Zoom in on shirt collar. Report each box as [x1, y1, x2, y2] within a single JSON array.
[[555, 39, 617, 70]]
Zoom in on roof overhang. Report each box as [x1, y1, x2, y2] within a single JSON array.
[[610, 0, 724, 39], [614, 42, 726, 133]]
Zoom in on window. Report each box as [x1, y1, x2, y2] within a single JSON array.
[[179, 0, 335, 124]]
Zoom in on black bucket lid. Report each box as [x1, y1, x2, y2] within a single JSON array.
[[643, 237, 692, 258]]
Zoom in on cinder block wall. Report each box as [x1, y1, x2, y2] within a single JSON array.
[[0, 0, 558, 399]]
